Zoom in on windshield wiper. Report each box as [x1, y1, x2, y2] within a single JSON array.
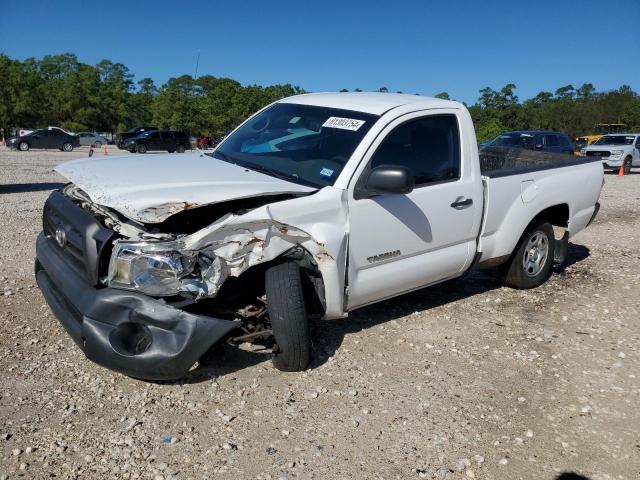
[[243, 163, 295, 182], [209, 150, 233, 163]]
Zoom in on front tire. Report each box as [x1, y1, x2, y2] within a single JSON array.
[[136, 144, 147, 154], [18, 141, 29, 151], [501, 221, 555, 289], [265, 262, 311, 372], [623, 156, 632, 175], [62, 142, 73, 152]]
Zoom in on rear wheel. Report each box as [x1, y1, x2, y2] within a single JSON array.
[[623, 156, 632, 175], [136, 144, 147, 154], [62, 142, 73, 152], [265, 261, 311, 372], [176, 145, 185, 153], [501, 221, 555, 289], [18, 141, 29, 151]]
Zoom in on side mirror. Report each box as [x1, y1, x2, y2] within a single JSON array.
[[534, 144, 544, 149], [365, 165, 414, 196]]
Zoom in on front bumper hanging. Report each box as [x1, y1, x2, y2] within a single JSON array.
[[36, 232, 238, 380]]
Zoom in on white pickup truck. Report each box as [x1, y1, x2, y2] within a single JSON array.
[[581, 133, 640, 174], [35, 93, 603, 379]]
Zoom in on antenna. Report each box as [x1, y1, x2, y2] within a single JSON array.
[[194, 50, 201, 79]]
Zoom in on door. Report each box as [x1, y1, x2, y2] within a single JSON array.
[[543, 134, 561, 153], [346, 112, 483, 309], [161, 132, 175, 151], [146, 131, 162, 150], [48, 129, 65, 149], [30, 130, 47, 148]]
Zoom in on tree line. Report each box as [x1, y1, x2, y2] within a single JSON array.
[[1, 53, 639, 142]]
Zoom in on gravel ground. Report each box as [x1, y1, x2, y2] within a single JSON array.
[[1, 148, 639, 480]]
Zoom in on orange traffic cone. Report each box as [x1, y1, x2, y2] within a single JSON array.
[[102, 145, 108, 155], [618, 164, 625, 177]]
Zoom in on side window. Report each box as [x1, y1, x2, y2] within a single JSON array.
[[148, 132, 160, 140], [369, 115, 460, 186], [559, 135, 571, 147], [635, 137, 640, 148], [161, 132, 174, 141], [545, 134, 559, 147]]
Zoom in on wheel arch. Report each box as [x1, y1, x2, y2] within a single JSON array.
[[214, 246, 327, 319], [481, 203, 569, 268]]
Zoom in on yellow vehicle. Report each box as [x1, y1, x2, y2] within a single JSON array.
[[574, 135, 602, 154], [575, 124, 628, 154]]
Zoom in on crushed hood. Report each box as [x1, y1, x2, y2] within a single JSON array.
[[55, 152, 315, 223]]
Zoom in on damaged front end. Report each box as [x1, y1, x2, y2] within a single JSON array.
[[106, 216, 328, 301], [36, 183, 334, 380], [62, 183, 331, 308]]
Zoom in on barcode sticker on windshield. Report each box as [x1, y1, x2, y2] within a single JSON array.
[[322, 117, 366, 131]]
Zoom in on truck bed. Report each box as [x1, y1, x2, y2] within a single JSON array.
[[477, 147, 603, 264]]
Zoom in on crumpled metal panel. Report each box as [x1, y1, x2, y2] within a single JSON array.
[[55, 152, 315, 223]]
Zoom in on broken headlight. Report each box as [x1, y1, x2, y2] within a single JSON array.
[[107, 241, 197, 296]]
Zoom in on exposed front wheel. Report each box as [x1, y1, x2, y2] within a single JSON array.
[[18, 141, 30, 151], [265, 261, 311, 372], [623, 156, 632, 175], [501, 221, 555, 289], [62, 142, 73, 152], [136, 144, 147, 154]]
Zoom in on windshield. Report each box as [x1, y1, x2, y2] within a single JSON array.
[[211, 103, 377, 188], [594, 135, 635, 146], [491, 132, 536, 148]]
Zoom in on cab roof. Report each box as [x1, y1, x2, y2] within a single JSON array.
[[278, 92, 461, 115]]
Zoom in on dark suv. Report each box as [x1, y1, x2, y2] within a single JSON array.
[[116, 126, 158, 148], [123, 130, 190, 153], [489, 130, 574, 154], [7, 128, 79, 152]]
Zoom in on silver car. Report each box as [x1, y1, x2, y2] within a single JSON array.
[[77, 132, 109, 147]]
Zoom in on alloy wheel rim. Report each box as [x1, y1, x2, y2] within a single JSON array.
[[522, 230, 549, 277]]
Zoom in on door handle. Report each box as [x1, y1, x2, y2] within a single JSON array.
[[450, 197, 473, 209]]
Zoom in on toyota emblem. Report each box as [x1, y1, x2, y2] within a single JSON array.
[[55, 228, 67, 248]]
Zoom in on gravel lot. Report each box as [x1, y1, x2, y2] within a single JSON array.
[[1, 148, 639, 480]]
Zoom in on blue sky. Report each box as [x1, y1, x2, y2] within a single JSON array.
[[1, 0, 638, 104]]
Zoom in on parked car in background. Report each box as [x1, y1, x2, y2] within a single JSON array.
[[78, 132, 109, 147], [123, 130, 190, 153], [488, 130, 574, 155], [581, 133, 640, 174], [6, 128, 79, 152], [116, 126, 158, 148]]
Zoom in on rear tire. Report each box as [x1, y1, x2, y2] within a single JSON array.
[[501, 221, 555, 289], [176, 145, 185, 153], [623, 156, 632, 175], [136, 144, 147, 154], [265, 261, 311, 372]]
